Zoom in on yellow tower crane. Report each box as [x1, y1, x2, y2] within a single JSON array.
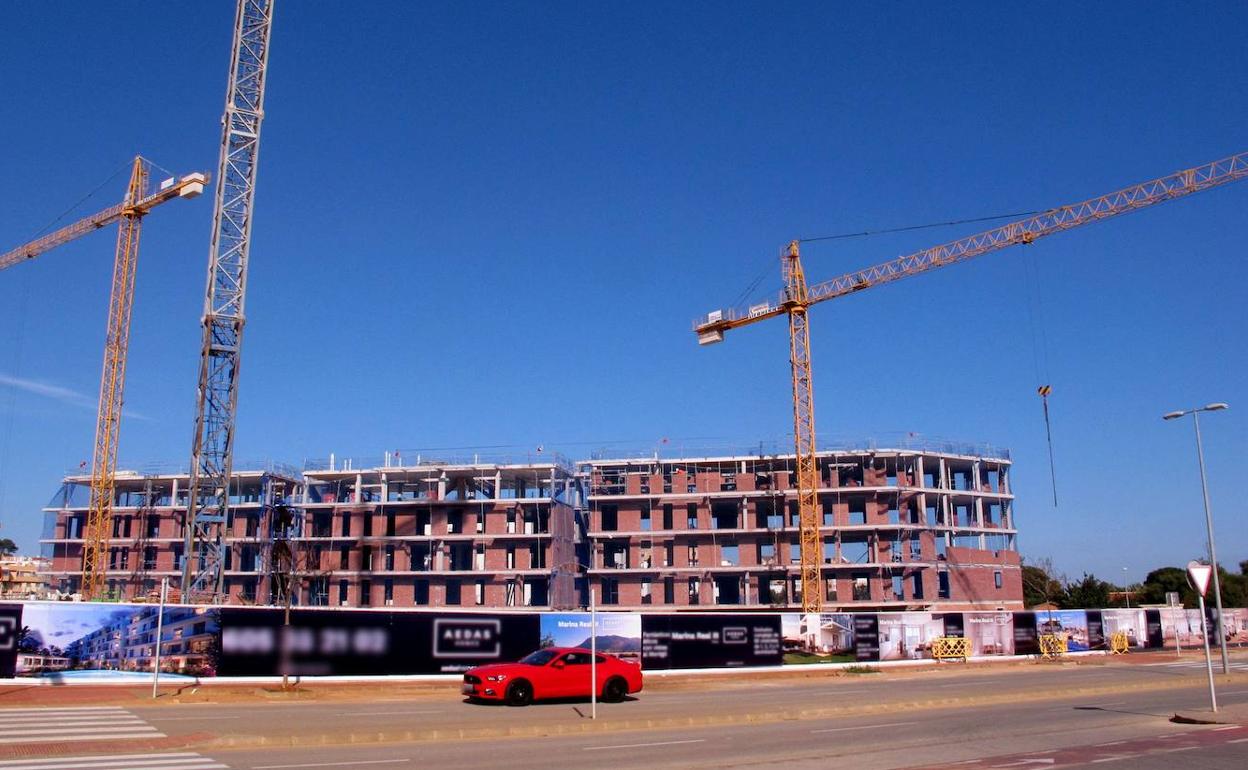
[[1, 157, 207, 599], [694, 151, 1248, 614]]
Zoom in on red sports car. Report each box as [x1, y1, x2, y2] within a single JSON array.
[[462, 646, 643, 706]]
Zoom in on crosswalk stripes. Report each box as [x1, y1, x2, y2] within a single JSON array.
[[1146, 659, 1248, 671], [0, 707, 165, 744], [0, 752, 228, 769]]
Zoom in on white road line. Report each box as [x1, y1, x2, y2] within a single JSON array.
[[1211, 725, 1241, 731], [1090, 756, 1138, 764], [254, 761, 409, 769], [0, 755, 202, 767], [335, 710, 442, 716], [811, 721, 917, 734], [583, 739, 706, 751], [1228, 737, 1248, 744], [0, 716, 147, 724], [1160, 746, 1199, 752], [0, 758, 224, 770], [144, 716, 243, 721], [1094, 741, 1125, 747], [0, 708, 130, 714], [0, 733, 165, 745], [937, 680, 1003, 687], [0, 726, 159, 737]]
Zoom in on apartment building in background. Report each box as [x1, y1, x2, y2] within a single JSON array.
[[39, 442, 1021, 611], [583, 443, 1021, 611]]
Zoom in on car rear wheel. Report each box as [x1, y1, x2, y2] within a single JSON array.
[[603, 677, 627, 703], [506, 679, 533, 706]]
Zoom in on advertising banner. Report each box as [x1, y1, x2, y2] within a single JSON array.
[[852, 614, 880, 662], [877, 612, 943, 661], [939, 613, 965, 639], [11, 601, 219, 681], [0, 604, 20, 679], [1037, 610, 1090, 651], [1100, 609, 1147, 649], [641, 613, 781, 669], [219, 608, 539, 676], [1012, 612, 1039, 656], [964, 612, 1014, 656], [1086, 611, 1105, 651], [780, 613, 855, 664], [540, 612, 641, 663]]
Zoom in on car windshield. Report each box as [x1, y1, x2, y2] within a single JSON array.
[[519, 649, 560, 666]]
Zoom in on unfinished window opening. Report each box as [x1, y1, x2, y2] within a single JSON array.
[[711, 501, 739, 529], [640, 505, 652, 531], [910, 535, 922, 559], [475, 580, 485, 605], [601, 578, 619, 605], [639, 541, 653, 568], [604, 542, 628, 569], [339, 546, 350, 570], [662, 504, 673, 529], [362, 514, 373, 537], [757, 499, 782, 529], [663, 577, 675, 603], [360, 580, 372, 606], [687, 542, 699, 567], [641, 580, 652, 604], [685, 503, 699, 529], [892, 575, 904, 601], [994, 571, 1003, 589], [823, 539, 835, 564], [384, 545, 395, 571], [664, 542, 674, 567], [849, 498, 867, 525], [714, 574, 741, 605], [788, 542, 801, 565], [600, 505, 618, 532], [842, 534, 871, 564], [938, 571, 950, 599], [414, 580, 429, 605], [688, 577, 700, 605], [936, 535, 948, 560], [338, 579, 349, 605], [384, 579, 394, 605], [911, 572, 924, 599], [887, 497, 900, 525], [720, 542, 739, 567], [341, 513, 352, 538], [852, 574, 870, 601], [446, 579, 461, 605], [447, 511, 463, 534]]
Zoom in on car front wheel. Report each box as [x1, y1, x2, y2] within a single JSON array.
[[603, 677, 627, 703], [506, 679, 533, 706]]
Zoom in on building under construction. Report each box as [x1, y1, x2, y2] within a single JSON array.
[[40, 442, 1021, 611]]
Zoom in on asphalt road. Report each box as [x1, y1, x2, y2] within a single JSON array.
[[2, 658, 1246, 770]]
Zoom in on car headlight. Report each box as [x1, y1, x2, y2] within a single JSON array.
[[486, 674, 508, 682]]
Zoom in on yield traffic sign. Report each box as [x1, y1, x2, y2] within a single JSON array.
[[1186, 560, 1213, 597]]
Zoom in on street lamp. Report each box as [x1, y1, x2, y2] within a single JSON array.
[[1163, 402, 1230, 675], [1122, 567, 1130, 609]]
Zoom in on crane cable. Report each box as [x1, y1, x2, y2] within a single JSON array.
[[1022, 246, 1058, 507]]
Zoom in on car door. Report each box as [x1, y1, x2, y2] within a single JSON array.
[[549, 651, 589, 698]]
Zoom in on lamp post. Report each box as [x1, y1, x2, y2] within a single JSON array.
[[1163, 402, 1230, 675], [1122, 567, 1130, 609]]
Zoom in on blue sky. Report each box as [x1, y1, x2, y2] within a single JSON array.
[[0, 2, 1244, 584]]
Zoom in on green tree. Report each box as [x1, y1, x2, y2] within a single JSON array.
[[1138, 566, 1195, 607], [1062, 573, 1112, 609], [1021, 557, 1066, 608], [0, 537, 18, 556]]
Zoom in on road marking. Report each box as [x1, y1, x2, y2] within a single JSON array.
[[1228, 738, 1248, 744], [583, 739, 706, 751], [254, 761, 409, 769], [336, 710, 443, 716], [1094, 741, 1125, 747], [1160, 746, 1199, 752], [989, 759, 1054, 767], [1090, 756, 1138, 764], [145, 716, 243, 721], [0, 753, 225, 769], [0, 706, 164, 745], [811, 721, 918, 734], [1211, 725, 1240, 731], [938, 680, 1003, 687]]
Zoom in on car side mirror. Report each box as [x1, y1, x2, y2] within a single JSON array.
[[552, 660, 565, 669]]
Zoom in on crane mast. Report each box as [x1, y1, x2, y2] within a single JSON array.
[[695, 150, 1248, 614], [183, 0, 275, 601]]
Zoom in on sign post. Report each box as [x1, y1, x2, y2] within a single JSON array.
[[151, 577, 168, 699], [590, 587, 597, 720], [1186, 561, 1217, 712]]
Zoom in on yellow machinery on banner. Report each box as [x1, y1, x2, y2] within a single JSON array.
[[932, 636, 971, 661], [1108, 631, 1130, 654]]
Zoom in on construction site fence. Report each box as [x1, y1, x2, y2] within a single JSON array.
[[1, 602, 1243, 681]]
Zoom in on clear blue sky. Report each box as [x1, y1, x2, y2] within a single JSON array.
[[0, 2, 1244, 585]]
